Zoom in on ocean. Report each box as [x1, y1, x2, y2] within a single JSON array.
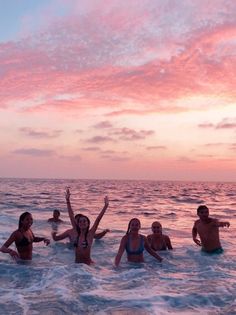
[[0, 178, 235, 315]]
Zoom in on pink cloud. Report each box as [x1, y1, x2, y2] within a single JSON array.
[[12, 148, 55, 157], [111, 128, 155, 141], [146, 146, 167, 150], [19, 127, 62, 138], [0, 0, 235, 116]]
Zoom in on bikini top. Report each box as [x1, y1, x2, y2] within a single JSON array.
[[74, 236, 88, 249], [16, 232, 34, 247], [125, 235, 144, 255]]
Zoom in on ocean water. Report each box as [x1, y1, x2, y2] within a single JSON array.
[[0, 178, 235, 315]]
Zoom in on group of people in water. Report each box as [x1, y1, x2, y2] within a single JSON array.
[[0, 188, 230, 265]]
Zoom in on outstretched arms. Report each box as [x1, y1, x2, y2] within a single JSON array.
[[94, 229, 110, 240], [216, 221, 230, 228], [51, 229, 70, 241], [33, 236, 50, 245]]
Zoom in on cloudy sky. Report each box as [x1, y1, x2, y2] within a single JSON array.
[[0, 0, 236, 181]]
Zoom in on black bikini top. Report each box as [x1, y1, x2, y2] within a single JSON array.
[[16, 231, 34, 247]]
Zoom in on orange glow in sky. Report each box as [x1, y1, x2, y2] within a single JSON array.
[[0, 0, 236, 181]]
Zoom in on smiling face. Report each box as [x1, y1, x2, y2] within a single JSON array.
[[129, 218, 141, 232], [78, 216, 89, 230], [151, 221, 162, 235], [21, 213, 33, 229]]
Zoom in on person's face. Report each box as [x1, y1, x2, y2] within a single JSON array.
[[198, 208, 209, 221], [22, 214, 33, 229], [53, 211, 60, 219], [78, 216, 89, 229], [130, 219, 140, 232], [152, 222, 162, 235]]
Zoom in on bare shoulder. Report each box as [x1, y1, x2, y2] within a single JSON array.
[[194, 219, 200, 226], [163, 234, 170, 241], [11, 229, 21, 240], [120, 234, 128, 244]]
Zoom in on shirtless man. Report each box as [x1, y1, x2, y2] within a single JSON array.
[[192, 205, 230, 253]]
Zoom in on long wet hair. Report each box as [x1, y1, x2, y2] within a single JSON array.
[[18, 212, 32, 229], [76, 215, 90, 248], [126, 218, 141, 234]]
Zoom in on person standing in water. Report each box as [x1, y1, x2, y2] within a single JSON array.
[[192, 205, 230, 254], [115, 218, 163, 267], [51, 188, 110, 247], [0, 212, 50, 261], [62, 189, 109, 264], [48, 209, 64, 224], [147, 221, 173, 251]]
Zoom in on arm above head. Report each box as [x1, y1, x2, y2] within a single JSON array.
[[90, 196, 109, 234], [114, 235, 127, 267], [144, 237, 162, 262], [0, 231, 19, 259], [192, 222, 201, 246], [65, 188, 77, 230]]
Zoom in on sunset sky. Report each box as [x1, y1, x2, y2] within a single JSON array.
[[0, 0, 236, 181]]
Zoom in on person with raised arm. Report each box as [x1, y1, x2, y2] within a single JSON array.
[[115, 218, 163, 267], [51, 188, 110, 247], [72, 194, 109, 264], [192, 205, 230, 254], [0, 212, 50, 261]]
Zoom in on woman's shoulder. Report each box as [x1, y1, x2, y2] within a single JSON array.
[[140, 234, 147, 240]]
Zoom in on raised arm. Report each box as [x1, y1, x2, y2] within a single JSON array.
[[65, 188, 77, 229], [114, 235, 127, 267], [0, 231, 19, 260], [90, 196, 109, 235], [192, 222, 201, 246], [144, 237, 163, 262]]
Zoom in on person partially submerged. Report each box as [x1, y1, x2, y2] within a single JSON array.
[[192, 205, 230, 254], [147, 221, 173, 251], [115, 218, 163, 267], [48, 209, 64, 224], [51, 188, 110, 247], [0, 212, 50, 261]]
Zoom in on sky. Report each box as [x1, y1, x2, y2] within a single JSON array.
[[0, 0, 236, 181]]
